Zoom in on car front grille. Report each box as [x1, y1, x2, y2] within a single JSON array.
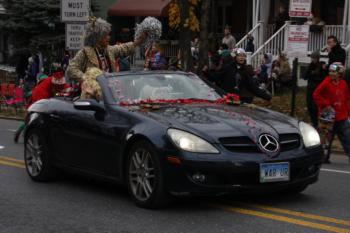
[[279, 133, 301, 152], [219, 136, 260, 153], [219, 134, 301, 154]]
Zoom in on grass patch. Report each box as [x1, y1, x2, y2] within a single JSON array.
[[0, 107, 25, 120]]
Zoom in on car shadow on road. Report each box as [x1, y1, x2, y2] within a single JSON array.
[[43, 172, 313, 212]]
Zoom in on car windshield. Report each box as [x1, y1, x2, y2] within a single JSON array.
[[107, 73, 221, 104]]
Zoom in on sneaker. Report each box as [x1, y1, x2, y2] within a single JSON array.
[[13, 129, 21, 143]]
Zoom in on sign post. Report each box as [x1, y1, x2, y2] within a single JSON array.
[[286, 25, 310, 117], [289, 0, 312, 18]]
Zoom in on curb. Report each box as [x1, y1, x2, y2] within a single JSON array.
[[0, 116, 24, 121]]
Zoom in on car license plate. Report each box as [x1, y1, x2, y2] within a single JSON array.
[[260, 162, 290, 183]]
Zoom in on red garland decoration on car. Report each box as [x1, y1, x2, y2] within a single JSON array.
[[119, 93, 240, 109], [215, 93, 240, 105]]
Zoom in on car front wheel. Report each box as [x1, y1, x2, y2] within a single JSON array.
[[126, 140, 169, 209]]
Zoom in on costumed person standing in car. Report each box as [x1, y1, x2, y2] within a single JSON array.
[[313, 63, 350, 164], [67, 17, 148, 83]]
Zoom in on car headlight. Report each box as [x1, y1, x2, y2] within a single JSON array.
[[299, 122, 321, 148], [167, 128, 219, 154]]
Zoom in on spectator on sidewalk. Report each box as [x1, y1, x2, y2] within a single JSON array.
[[313, 63, 350, 164], [303, 51, 327, 128], [258, 53, 273, 85], [202, 50, 237, 93], [274, 5, 289, 33], [144, 42, 168, 71], [245, 34, 255, 53], [231, 48, 271, 104], [203, 49, 271, 104], [271, 53, 292, 92], [343, 68, 350, 91], [327, 35, 346, 66], [222, 26, 236, 50]]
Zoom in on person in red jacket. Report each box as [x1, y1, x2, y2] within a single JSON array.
[[28, 71, 71, 107], [14, 71, 71, 143], [313, 62, 350, 164]]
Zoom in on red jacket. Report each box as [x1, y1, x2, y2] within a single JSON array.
[[313, 76, 350, 122], [28, 77, 71, 108]]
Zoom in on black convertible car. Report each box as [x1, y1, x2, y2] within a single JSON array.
[[24, 71, 324, 208]]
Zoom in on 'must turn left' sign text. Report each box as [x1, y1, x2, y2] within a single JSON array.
[[61, 0, 90, 22]]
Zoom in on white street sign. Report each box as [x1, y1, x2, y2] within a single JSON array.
[[289, 0, 312, 17], [66, 23, 86, 50], [287, 25, 310, 58], [61, 0, 90, 22]]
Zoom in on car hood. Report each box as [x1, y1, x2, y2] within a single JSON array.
[[142, 104, 300, 143]]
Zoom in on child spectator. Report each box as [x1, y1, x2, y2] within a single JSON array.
[[313, 63, 350, 164]]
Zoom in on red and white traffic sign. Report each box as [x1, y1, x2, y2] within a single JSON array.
[[289, 0, 312, 17], [287, 25, 310, 58]]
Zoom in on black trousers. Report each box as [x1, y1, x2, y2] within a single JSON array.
[[306, 88, 319, 128]]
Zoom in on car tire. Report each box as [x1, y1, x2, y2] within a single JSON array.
[[24, 129, 58, 182], [126, 140, 170, 209]]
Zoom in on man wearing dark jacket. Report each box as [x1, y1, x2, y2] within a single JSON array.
[[203, 50, 238, 93], [327, 35, 346, 65], [232, 49, 272, 104], [204, 49, 271, 104], [303, 51, 327, 128]]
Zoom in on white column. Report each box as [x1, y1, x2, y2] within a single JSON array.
[[259, 21, 264, 48], [260, 0, 271, 42], [246, 52, 252, 65], [284, 21, 291, 53], [347, 0, 350, 45], [255, 0, 260, 26], [342, 0, 349, 45], [252, 0, 256, 27]]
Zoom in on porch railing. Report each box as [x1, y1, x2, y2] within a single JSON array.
[[266, 24, 346, 48], [308, 25, 346, 52], [236, 21, 264, 50], [250, 23, 349, 69], [346, 44, 350, 68], [250, 22, 288, 69]]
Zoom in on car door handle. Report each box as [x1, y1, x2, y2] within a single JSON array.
[[50, 114, 61, 121]]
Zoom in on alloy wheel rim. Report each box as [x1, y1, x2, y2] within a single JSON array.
[[25, 134, 43, 177], [129, 148, 155, 201]]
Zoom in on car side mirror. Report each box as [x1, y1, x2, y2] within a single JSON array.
[[74, 99, 106, 121]]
